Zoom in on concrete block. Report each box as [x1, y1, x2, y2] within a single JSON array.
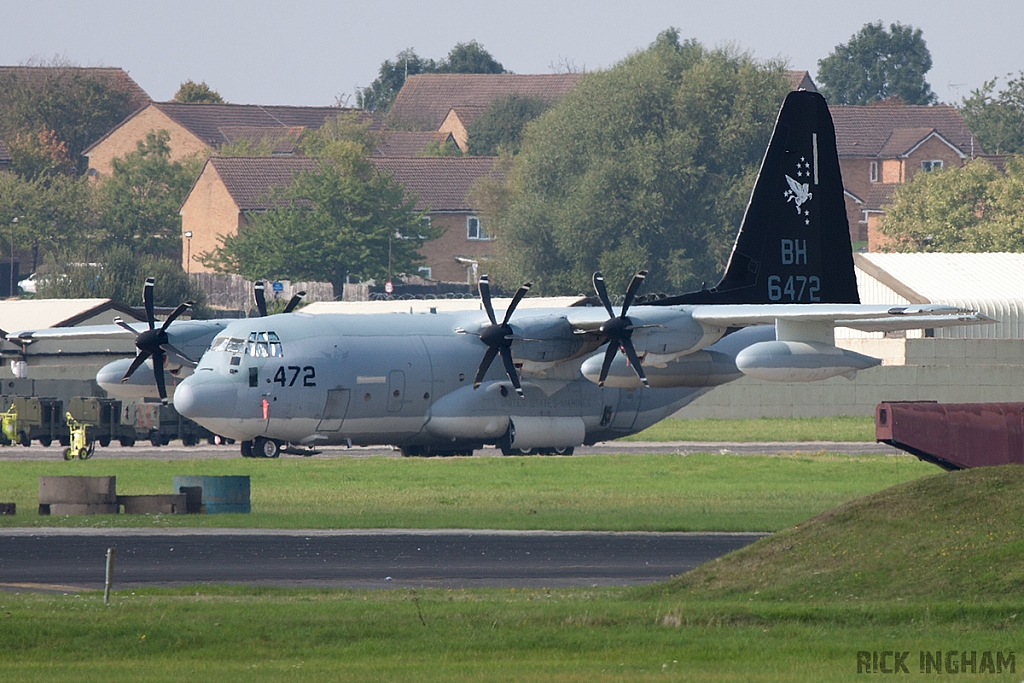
[[44, 503, 118, 515], [118, 494, 187, 515], [39, 476, 116, 505], [173, 476, 250, 514]]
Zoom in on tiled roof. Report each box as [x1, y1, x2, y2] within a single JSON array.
[[202, 155, 502, 214], [829, 103, 979, 158], [786, 70, 817, 92], [207, 156, 317, 211], [218, 126, 304, 155], [0, 66, 150, 110], [369, 156, 502, 212], [373, 131, 454, 157], [153, 102, 378, 148], [877, 127, 940, 157], [863, 183, 899, 211], [388, 73, 585, 130]]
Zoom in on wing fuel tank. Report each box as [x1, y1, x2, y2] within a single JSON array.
[[581, 349, 742, 389], [735, 340, 880, 382]]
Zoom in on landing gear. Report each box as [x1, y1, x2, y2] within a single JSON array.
[[240, 440, 254, 458], [254, 437, 281, 458], [500, 446, 575, 456]]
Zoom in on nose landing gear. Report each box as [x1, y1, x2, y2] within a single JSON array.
[[241, 437, 281, 458]]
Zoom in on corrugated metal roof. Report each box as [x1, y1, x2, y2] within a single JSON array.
[[854, 252, 1024, 339]]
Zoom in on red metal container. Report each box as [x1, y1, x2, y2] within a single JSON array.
[[876, 401, 1024, 470]]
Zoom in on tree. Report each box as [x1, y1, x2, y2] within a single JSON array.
[[959, 73, 1024, 154], [0, 59, 137, 170], [98, 130, 204, 260], [466, 94, 550, 156], [817, 21, 937, 105], [173, 80, 225, 104], [357, 42, 506, 113], [437, 40, 506, 75], [200, 153, 437, 293], [486, 30, 790, 295], [37, 245, 209, 314], [877, 158, 1024, 252], [6, 126, 75, 180]]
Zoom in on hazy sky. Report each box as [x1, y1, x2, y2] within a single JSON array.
[[2, 0, 1021, 107]]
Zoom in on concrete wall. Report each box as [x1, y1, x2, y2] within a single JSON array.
[[673, 338, 1024, 419]]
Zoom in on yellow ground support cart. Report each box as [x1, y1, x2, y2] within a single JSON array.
[[63, 412, 95, 460], [0, 405, 17, 446]]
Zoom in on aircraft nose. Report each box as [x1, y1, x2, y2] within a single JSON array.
[[173, 375, 237, 419]]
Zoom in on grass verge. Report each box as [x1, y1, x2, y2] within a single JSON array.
[[0, 453, 933, 531], [622, 416, 875, 442]]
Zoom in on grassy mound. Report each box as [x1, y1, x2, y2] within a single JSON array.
[[661, 464, 1024, 602]]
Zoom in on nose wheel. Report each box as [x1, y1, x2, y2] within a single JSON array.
[[242, 437, 281, 458]]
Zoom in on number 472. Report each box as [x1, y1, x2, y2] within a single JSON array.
[[273, 366, 316, 387]]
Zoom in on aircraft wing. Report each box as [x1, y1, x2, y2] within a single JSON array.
[[5, 323, 145, 341], [691, 303, 991, 332]]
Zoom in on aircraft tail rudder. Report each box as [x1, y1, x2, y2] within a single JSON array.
[[652, 90, 859, 306]]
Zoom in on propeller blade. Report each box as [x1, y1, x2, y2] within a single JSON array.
[[254, 281, 268, 317], [597, 341, 619, 387], [501, 283, 532, 326], [121, 351, 151, 382], [478, 275, 497, 325], [143, 277, 156, 330], [473, 345, 500, 389], [499, 346, 524, 396], [621, 270, 649, 316], [112, 317, 137, 334], [152, 352, 167, 402], [160, 301, 194, 332], [283, 291, 306, 314], [161, 343, 197, 368], [593, 272, 614, 318], [619, 338, 650, 387]]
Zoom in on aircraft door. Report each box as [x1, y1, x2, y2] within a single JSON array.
[[608, 388, 639, 432], [387, 371, 405, 412], [316, 389, 350, 431]]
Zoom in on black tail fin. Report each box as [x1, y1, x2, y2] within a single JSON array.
[[649, 90, 858, 306]]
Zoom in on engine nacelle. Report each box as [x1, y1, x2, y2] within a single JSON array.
[[581, 349, 742, 389], [735, 341, 880, 382]]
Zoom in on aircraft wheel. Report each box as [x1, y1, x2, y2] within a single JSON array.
[[552, 447, 574, 456], [18, 431, 31, 447], [240, 440, 254, 458], [254, 437, 280, 458], [63, 448, 73, 461], [500, 446, 536, 456]]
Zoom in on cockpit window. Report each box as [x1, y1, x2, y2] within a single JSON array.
[[210, 332, 282, 357], [211, 335, 246, 353], [247, 331, 283, 358]]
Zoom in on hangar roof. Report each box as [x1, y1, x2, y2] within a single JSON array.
[[0, 298, 143, 338]]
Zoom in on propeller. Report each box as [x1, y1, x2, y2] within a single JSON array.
[[472, 274, 531, 397], [254, 280, 306, 316], [592, 270, 650, 388], [117, 277, 194, 402]]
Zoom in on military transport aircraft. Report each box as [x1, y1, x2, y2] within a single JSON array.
[[170, 91, 992, 458]]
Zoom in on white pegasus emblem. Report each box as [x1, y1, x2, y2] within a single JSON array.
[[784, 175, 812, 213]]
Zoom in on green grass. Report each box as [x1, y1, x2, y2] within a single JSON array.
[[0, 588, 1020, 682], [5, 464, 1024, 681], [664, 464, 1024, 602], [0, 453, 933, 532], [623, 416, 875, 442]]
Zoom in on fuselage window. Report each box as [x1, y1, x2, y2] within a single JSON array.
[[246, 331, 283, 358]]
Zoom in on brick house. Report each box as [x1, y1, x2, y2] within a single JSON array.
[[829, 101, 980, 248], [180, 155, 500, 284], [84, 102, 375, 178]]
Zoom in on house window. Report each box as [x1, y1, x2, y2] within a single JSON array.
[[869, 161, 878, 183], [467, 216, 491, 240], [921, 160, 943, 172], [420, 216, 431, 229], [418, 266, 432, 279]]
